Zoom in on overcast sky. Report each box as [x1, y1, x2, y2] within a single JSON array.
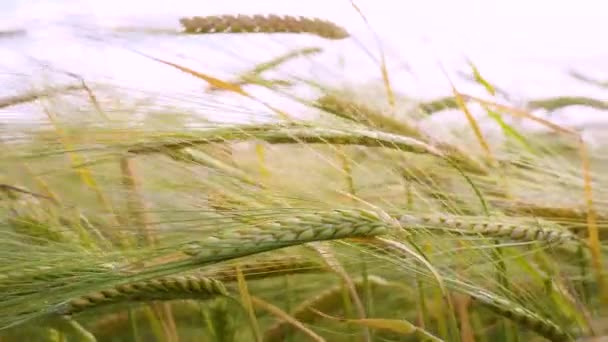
[[2, 1, 607, 98], [1, 1, 607, 129]]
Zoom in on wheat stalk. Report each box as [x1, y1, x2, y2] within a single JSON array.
[[127, 123, 443, 158], [399, 214, 581, 246], [183, 208, 392, 260], [315, 93, 424, 139], [179, 15, 349, 40], [57, 276, 228, 316], [315, 92, 489, 175], [0, 209, 391, 330], [470, 290, 573, 341]]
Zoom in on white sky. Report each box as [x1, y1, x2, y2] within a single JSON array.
[[1, 0, 607, 132], [7, 0, 607, 59], [2, 1, 607, 98]]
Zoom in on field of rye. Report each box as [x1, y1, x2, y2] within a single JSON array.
[[1, 11, 608, 342]]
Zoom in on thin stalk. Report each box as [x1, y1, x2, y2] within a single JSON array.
[[578, 140, 607, 304], [120, 156, 178, 341], [129, 309, 141, 342], [310, 243, 371, 342], [236, 265, 262, 342]]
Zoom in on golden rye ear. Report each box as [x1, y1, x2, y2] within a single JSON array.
[[178, 14, 349, 40]]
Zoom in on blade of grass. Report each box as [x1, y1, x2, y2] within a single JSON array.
[[465, 61, 533, 153], [485, 107, 533, 153], [467, 60, 496, 96]]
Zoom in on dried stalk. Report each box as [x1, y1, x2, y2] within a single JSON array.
[[201, 257, 324, 282], [120, 157, 155, 246], [569, 70, 608, 89], [0, 85, 83, 109], [495, 200, 608, 223], [251, 296, 326, 342], [0, 184, 57, 203], [263, 276, 389, 341], [309, 243, 371, 342], [417, 94, 608, 114], [527, 97, 608, 111], [0, 29, 26, 39]]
